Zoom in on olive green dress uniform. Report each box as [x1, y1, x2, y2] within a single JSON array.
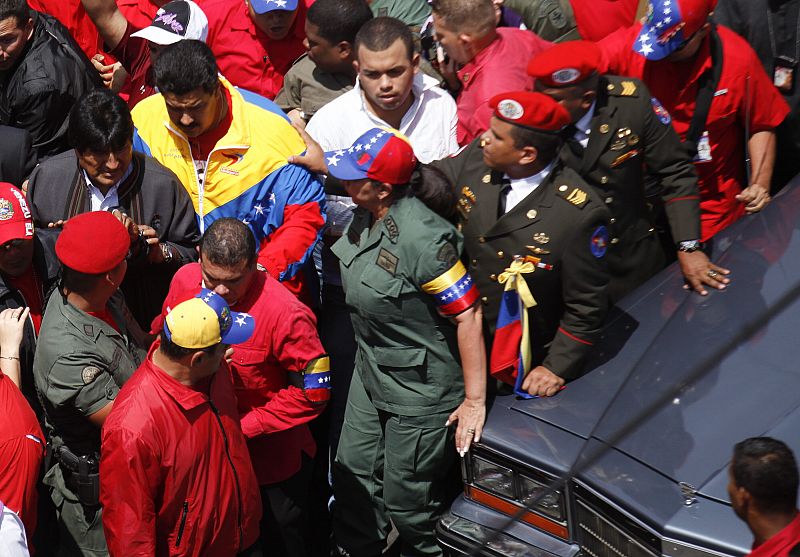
[[434, 142, 611, 380], [34, 290, 146, 557], [274, 54, 355, 122], [330, 195, 468, 557], [563, 75, 701, 301]]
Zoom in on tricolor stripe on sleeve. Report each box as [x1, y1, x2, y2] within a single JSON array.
[[303, 356, 331, 402], [421, 261, 480, 317]]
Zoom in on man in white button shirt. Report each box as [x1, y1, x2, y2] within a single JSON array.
[[300, 16, 459, 469]]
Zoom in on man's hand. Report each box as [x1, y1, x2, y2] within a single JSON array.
[[111, 209, 139, 243], [677, 250, 730, 295], [736, 183, 771, 214], [138, 225, 164, 263], [286, 109, 306, 129], [287, 122, 327, 175], [91, 54, 127, 93], [521, 366, 565, 397]]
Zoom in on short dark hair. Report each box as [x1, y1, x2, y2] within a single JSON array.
[[307, 0, 373, 45], [0, 0, 30, 26], [430, 0, 495, 35], [200, 218, 257, 268], [408, 164, 458, 223], [68, 90, 133, 153], [732, 437, 799, 514], [158, 330, 218, 360], [509, 126, 563, 165], [354, 17, 414, 60], [61, 266, 106, 296], [153, 40, 219, 96]]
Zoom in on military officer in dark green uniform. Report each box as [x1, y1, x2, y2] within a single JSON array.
[[33, 211, 148, 557], [434, 91, 611, 396], [527, 40, 730, 300], [325, 128, 486, 557]]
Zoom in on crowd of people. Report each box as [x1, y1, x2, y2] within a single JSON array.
[[0, 0, 798, 555]]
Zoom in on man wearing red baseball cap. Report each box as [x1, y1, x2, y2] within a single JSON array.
[[528, 40, 729, 300], [434, 91, 612, 397], [598, 0, 790, 244], [33, 211, 150, 556]]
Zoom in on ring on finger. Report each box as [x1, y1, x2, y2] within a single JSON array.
[[707, 270, 718, 279], [467, 428, 476, 433]]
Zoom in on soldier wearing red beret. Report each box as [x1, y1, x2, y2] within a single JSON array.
[[528, 40, 729, 300], [434, 91, 611, 397], [33, 211, 150, 556]]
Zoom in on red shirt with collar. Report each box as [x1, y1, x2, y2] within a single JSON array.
[[570, 0, 639, 41], [203, 0, 309, 100], [747, 513, 800, 557], [599, 24, 790, 241], [0, 370, 45, 547], [110, 21, 155, 109], [100, 342, 262, 557], [155, 263, 328, 485], [456, 27, 551, 146]]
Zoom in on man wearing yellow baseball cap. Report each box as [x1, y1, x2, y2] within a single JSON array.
[[100, 288, 263, 556]]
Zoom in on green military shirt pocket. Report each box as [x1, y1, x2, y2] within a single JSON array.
[[373, 346, 435, 406], [357, 265, 405, 317]]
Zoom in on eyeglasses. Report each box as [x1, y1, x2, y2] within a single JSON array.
[[0, 239, 28, 251]]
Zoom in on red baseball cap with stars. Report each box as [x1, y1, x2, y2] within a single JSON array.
[[527, 41, 603, 88], [324, 128, 418, 185], [489, 91, 572, 132], [635, 0, 718, 61]]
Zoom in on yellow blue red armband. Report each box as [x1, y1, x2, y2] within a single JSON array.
[[421, 261, 480, 317], [303, 356, 331, 402]]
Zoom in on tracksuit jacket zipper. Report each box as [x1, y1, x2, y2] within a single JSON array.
[[209, 399, 244, 549]]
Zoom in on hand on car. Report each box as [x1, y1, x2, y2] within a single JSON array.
[[678, 250, 730, 296], [521, 366, 565, 397], [736, 183, 770, 214], [447, 397, 486, 457]]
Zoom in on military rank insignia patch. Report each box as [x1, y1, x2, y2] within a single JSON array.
[[651, 97, 672, 125], [590, 226, 609, 258], [376, 248, 399, 275], [565, 187, 588, 208]]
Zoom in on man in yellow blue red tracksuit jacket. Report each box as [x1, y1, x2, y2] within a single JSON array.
[[131, 40, 325, 301]]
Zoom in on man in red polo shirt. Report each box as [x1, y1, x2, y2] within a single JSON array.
[[598, 0, 789, 242], [155, 218, 329, 557], [728, 437, 800, 557], [202, 0, 309, 99], [430, 0, 551, 145]]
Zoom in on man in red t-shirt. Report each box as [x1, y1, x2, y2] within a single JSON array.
[[728, 437, 800, 557], [598, 0, 789, 242], [0, 182, 59, 418], [81, 0, 209, 108], [202, 0, 310, 99], [430, 0, 551, 145]]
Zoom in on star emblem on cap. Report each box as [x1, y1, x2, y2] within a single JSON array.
[[639, 42, 654, 56], [235, 315, 248, 327], [327, 154, 340, 167], [254, 204, 264, 215]]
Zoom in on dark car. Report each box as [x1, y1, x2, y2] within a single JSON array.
[[437, 181, 800, 557]]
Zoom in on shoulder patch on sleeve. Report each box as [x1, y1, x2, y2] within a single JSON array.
[[82, 366, 103, 385], [590, 226, 608, 258], [437, 243, 459, 267], [557, 185, 590, 208], [651, 97, 672, 125]]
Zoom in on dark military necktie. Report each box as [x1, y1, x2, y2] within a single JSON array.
[[563, 124, 585, 158], [498, 178, 512, 217]]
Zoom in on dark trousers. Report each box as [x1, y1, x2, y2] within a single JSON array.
[[259, 455, 313, 557]]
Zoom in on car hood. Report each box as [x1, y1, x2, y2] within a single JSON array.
[[509, 183, 800, 500]]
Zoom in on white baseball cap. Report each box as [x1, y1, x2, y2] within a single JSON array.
[[131, 0, 209, 46]]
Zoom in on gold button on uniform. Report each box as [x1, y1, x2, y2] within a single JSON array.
[[471, 259, 477, 266], [610, 238, 620, 244], [558, 184, 568, 192], [489, 274, 497, 281], [526, 209, 537, 219], [478, 237, 486, 243], [497, 251, 504, 258], [609, 218, 616, 224], [600, 176, 609, 184], [605, 196, 614, 204], [481, 297, 489, 305], [482, 175, 491, 183], [600, 124, 610, 134]]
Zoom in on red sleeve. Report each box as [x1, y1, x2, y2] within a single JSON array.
[[100, 427, 160, 556], [596, 25, 642, 77], [257, 202, 325, 280], [238, 304, 328, 437]]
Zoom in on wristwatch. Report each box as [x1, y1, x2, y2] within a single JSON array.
[[160, 243, 174, 263], [677, 239, 702, 253]]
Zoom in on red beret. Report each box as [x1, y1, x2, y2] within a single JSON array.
[[489, 91, 571, 132], [527, 41, 602, 88], [56, 211, 131, 274]]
